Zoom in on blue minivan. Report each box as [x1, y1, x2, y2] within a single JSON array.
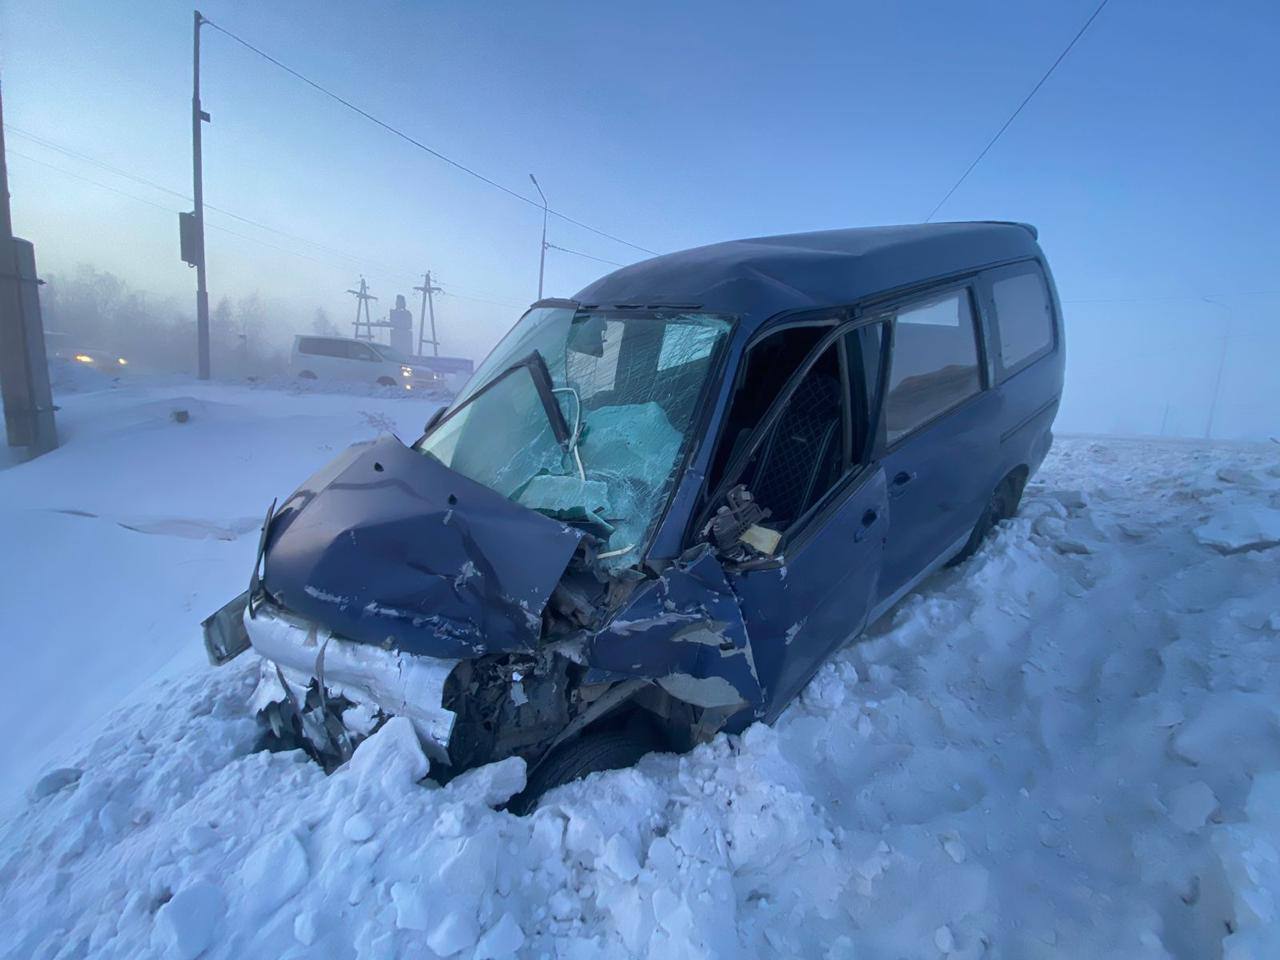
[[203, 221, 1064, 809]]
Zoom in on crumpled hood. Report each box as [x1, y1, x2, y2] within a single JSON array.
[[262, 435, 583, 658]]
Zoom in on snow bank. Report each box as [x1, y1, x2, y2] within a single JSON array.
[[0, 381, 443, 809], [3, 385, 1280, 958]]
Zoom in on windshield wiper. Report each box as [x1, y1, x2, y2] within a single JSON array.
[[521, 350, 572, 446]]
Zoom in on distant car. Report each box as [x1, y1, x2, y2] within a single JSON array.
[[290, 335, 444, 391], [46, 337, 130, 371], [206, 222, 1064, 811]]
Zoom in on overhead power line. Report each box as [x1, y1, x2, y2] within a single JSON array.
[[8, 148, 179, 215], [6, 124, 403, 273], [6, 132, 535, 308], [201, 17, 659, 258], [924, 0, 1111, 222], [9, 149, 370, 272], [546, 242, 625, 268]]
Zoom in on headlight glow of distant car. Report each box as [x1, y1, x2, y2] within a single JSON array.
[[117, 357, 128, 366], [400, 365, 413, 378], [74, 354, 94, 364]]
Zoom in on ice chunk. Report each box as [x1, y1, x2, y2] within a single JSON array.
[[238, 832, 310, 917], [602, 834, 642, 881], [153, 882, 223, 960], [1194, 507, 1280, 554], [30, 766, 82, 800], [444, 756, 527, 808], [343, 813, 376, 843], [934, 924, 956, 953], [182, 824, 217, 853], [293, 910, 318, 946], [428, 912, 480, 956], [391, 881, 430, 931], [475, 913, 525, 959], [347, 716, 430, 794], [1167, 781, 1218, 832]]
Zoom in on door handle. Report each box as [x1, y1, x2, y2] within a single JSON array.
[[854, 508, 878, 542], [889, 470, 916, 498]]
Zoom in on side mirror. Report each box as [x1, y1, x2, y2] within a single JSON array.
[[424, 405, 447, 435]]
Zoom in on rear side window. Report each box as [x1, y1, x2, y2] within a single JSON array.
[[883, 289, 981, 443], [299, 338, 352, 358], [991, 269, 1054, 373]]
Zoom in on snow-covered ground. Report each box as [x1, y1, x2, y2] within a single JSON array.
[[2, 379, 1279, 960]]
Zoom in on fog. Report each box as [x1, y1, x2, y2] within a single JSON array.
[[35, 261, 1278, 442]]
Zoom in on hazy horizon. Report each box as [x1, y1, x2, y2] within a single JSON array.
[[3, 0, 1277, 438]]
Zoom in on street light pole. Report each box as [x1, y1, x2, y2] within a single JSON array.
[[530, 173, 547, 300], [192, 10, 211, 380], [1203, 296, 1232, 440]]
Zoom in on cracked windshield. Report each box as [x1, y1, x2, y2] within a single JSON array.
[[419, 306, 729, 564]]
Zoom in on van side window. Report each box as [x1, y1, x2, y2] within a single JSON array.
[[991, 269, 1054, 373], [740, 344, 845, 529], [348, 342, 378, 361], [297, 337, 323, 356], [883, 289, 981, 444]]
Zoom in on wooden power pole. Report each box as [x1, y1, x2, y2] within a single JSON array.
[[0, 77, 58, 457], [188, 12, 208, 378]]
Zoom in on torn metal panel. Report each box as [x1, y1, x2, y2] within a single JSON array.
[[245, 599, 458, 761], [584, 544, 762, 710], [263, 436, 583, 659]]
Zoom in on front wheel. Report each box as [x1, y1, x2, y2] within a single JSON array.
[[508, 729, 658, 815]]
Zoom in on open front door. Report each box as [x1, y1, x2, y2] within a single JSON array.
[[729, 466, 887, 719], [702, 320, 889, 720]]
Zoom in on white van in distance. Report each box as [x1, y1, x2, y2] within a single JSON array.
[[290, 336, 445, 391]]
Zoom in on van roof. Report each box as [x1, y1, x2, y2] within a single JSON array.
[[573, 221, 1042, 331]]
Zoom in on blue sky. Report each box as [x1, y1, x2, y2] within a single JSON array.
[[2, 0, 1277, 437]]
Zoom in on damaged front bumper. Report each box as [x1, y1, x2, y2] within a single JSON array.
[[197, 437, 771, 782], [241, 598, 459, 764]]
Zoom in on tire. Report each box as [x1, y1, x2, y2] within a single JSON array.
[[508, 729, 657, 815], [376, 376, 396, 387], [950, 476, 1019, 566], [297, 370, 317, 380]]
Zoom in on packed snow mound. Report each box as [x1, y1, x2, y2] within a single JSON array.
[[3, 384, 1280, 958]]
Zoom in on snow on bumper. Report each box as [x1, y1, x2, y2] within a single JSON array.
[[243, 601, 458, 761]]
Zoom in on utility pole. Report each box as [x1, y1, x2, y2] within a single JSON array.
[[347, 277, 377, 340], [0, 77, 58, 457], [414, 271, 441, 357], [1203, 296, 1232, 440], [190, 10, 211, 380], [530, 173, 548, 300]]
